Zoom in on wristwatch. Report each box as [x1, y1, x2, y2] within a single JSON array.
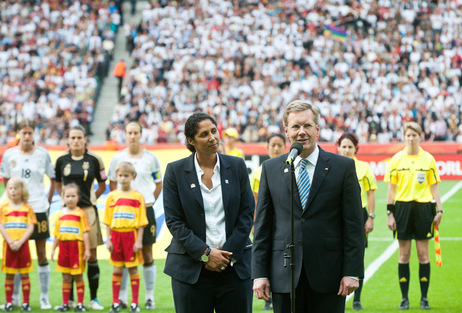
[[387, 210, 393, 215], [201, 247, 211, 263], [437, 210, 444, 214], [369, 213, 375, 219]]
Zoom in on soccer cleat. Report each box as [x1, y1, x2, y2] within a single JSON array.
[[420, 297, 430, 310], [399, 298, 409, 310], [2, 303, 13, 312], [56, 304, 70, 312], [21, 303, 31, 312], [352, 301, 363, 310], [40, 297, 52, 309], [130, 303, 140, 313], [109, 303, 120, 313], [145, 299, 156, 310], [119, 300, 128, 309], [74, 303, 87, 312], [88, 299, 104, 310]]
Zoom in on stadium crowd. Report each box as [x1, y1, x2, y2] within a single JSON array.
[[1, 0, 462, 146], [0, 0, 120, 145], [108, 0, 462, 145]]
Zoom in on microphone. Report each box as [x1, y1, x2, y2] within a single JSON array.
[[286, 142, 303, 165]]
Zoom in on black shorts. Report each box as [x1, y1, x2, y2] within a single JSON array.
[[30, 212, 50, 241], [143, 205, 157, 246], [394, 201, 435, 240]]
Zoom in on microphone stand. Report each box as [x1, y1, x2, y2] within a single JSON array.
[[284, 161, 296, 313]]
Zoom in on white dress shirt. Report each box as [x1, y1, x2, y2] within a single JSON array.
[[194, 153, 226, 249]]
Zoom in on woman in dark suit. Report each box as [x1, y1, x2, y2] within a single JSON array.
[[163, 113, 254, 313]]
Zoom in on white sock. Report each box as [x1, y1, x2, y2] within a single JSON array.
[[119, 268, 129, 304], [143, 263, 156, 303], [13, 273, 21, 304], [38, 263, 50, 299]]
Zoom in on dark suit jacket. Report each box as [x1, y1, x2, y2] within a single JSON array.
[[252, 146, 365, 294], [163, 153, 254, 284]]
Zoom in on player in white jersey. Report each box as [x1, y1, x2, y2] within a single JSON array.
[[108, 122, 162, 310], [0, 120, 55, 310]]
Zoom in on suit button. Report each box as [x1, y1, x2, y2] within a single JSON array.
[[301, 218, 305, 223]]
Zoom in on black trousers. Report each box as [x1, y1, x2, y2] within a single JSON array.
[[171, 266, 252, 313], [272, 265, 346, 313]]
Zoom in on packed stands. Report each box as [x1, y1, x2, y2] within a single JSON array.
[[0, 0, 119, 145], [109, 0, 462, 145]]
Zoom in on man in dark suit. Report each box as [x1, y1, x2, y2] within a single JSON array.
[[252, 100, 365, 313], [163, 113, 254, 313]]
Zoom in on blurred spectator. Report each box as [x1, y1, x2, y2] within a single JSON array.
[[109, 0, 462, 145], [0, 0, 117, 144]]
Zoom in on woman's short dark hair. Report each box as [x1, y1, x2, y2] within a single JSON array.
[[184, 113, 217, 153], [337, 132, 359, 153], [267, 133, 286, 145]]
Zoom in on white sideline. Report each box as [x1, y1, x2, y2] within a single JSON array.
[[346, 180, 462, 302]]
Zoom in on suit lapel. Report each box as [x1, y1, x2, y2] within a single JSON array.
[[219, 154, 231, 211], [184, 154, 204, 210], [304, 147, 330, 211], [281, 154, 303, 209]]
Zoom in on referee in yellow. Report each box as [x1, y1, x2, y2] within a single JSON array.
[[385, 122, 443, 310], [337, 133, 377, 311]]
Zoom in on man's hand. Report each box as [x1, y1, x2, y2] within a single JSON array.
[[253, 278, 271, 301], [338, 276, 359, 297]]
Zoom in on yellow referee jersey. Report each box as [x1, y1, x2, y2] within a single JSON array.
[[226, 148, 245, 159], [250, 166, 263, 194], [384, 147, 440, 202], [354, 157, 377, 208]]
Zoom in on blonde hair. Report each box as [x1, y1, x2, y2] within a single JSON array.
[[125, 121, 142, 132], [6, 177, 29, 202], [62, 183, 80, 197], [403, 122, 423, 136], [282, 100, 321, 127], [115, 162, 136, 176]]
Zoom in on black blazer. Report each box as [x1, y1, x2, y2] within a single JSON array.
[[252, 146, 365, 293], [163, 153, 254, 284]]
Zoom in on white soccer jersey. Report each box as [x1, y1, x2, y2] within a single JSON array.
[[108, 149, 162, 204], [1, 146, 55, 213]]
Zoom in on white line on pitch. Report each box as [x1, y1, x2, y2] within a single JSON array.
[[347, 180, 462, 302]]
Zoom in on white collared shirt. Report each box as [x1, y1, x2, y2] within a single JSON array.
[[194, 153, 226, 249], [294, 145, 319, 195]]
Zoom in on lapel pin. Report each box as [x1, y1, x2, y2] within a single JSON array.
[[225, 179, 229, 184], [284, 168, 289, 173], [325, 168, 328, 171], [190, 183, 196, 188]]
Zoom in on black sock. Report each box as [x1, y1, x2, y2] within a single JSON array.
[[353, 279, 364, 302], [87, 261, 100, 300], [419, 263, 430, 299], [398, 263, 410, 299]]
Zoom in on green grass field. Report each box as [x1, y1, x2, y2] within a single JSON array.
[[0, 181, 461, 312]]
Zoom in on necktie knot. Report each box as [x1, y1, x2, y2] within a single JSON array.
[[300, 159, 308, 170]]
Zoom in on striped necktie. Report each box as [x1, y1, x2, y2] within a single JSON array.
[[297, 159, 311, 209]]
